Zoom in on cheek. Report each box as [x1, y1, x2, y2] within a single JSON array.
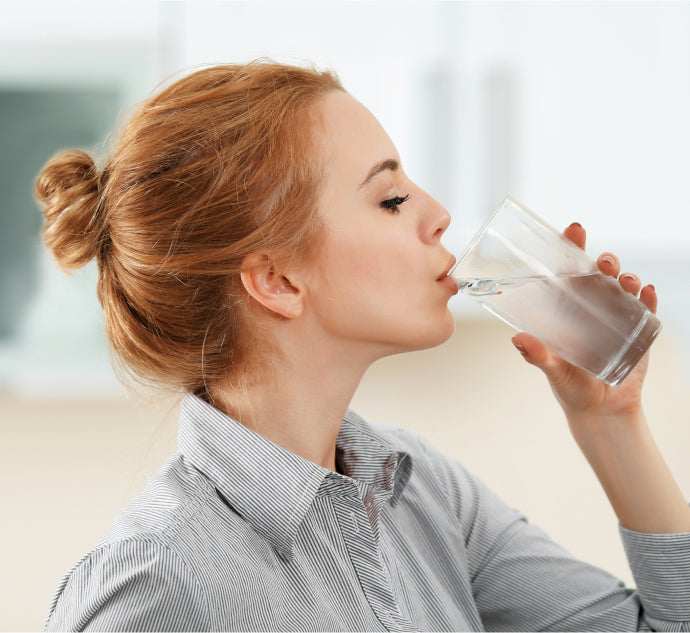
[[309, 236, 401, 324], [321, 230, 384, 281], [311, 212, 426, 315], [334, 238, 417, 299]]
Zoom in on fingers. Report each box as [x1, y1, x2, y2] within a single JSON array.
[[596, 251, 658, 312], [563, 222, 586, 250], [564, 224, 655, 306], [640, 283, 658, 314], [511, 332, 584, 395], [512, 332, 560, 372], [618, 272, 642, 296], [597, 252, 620, 278], [620, 274, 658, 314]]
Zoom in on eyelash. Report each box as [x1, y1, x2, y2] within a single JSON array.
[[379, 194, 410, 214]]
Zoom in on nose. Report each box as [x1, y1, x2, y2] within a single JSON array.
[[422, 192, 451, 244]]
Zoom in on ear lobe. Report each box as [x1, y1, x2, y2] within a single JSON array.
[[240, 253, 304, 319]]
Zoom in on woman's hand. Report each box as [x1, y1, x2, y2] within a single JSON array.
[[513, 223, 690, 535], [510, 222, 658, 422]]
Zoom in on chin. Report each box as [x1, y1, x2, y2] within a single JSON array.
[[395, 311, 457, 355], [423, 313, 456, 349], [368, 308, 457, 359]]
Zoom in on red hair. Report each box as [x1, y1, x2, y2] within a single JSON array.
[[35, 61, 343, 400]]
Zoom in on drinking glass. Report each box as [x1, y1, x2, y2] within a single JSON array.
[[450, 196, 661, 386]]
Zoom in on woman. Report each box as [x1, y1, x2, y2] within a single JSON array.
[[38, 61, 690, 631]]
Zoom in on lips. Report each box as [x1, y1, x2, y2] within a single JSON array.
[[436, 255, 457, 281], [437, 255, 458, 295]]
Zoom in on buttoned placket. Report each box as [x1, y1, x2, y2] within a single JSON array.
[[323, 473, 418, 633]]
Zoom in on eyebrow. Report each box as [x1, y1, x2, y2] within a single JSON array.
[[359, 158, 399, 189]]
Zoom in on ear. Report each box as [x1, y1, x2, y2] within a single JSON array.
[[240, 253, 304, 319]]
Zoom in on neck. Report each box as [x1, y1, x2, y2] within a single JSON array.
[[211, 327, 373, 471]]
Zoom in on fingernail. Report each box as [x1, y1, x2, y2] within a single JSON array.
[[620, 272, 638, 283], [600, 255, 615, 266], [569, 222, 583, 229], [512, 341, 528, 357]]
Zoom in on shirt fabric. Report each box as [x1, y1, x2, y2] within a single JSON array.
[[45, 394, 690, 631]]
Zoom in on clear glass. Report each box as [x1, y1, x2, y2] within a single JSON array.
[[450, 196, 662, 386]]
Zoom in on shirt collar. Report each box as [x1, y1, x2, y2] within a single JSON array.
[[336, 408, 412, 507], [178, 395, 411, 560]]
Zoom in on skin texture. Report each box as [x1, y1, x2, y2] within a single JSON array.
[[302, 90, 458, 360]]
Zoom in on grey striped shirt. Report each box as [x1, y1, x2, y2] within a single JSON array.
[[45, 395, 690, 631]]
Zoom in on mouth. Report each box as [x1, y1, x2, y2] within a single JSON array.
[[436, 255, 457, 282], [436, 255, 458, 294]]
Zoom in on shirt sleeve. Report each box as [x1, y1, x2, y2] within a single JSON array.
[[620, 525, 690, 631], [44, 539, 211, 632], [421, 438, 690, 631]]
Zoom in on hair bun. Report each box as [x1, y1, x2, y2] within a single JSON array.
[[35, 149, 107, 270]]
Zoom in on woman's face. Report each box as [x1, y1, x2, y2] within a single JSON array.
[[302, 90, 457, 360]]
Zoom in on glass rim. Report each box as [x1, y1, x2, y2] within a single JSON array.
[[449, 195, 560, 278], [450, 195, 517, 277]]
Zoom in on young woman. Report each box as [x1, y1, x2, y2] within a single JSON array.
[[38, 61, 690, 631]]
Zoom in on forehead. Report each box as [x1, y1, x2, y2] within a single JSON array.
[[316, 91, 398, 186]]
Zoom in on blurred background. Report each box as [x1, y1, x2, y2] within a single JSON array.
[[2, 1, 690, 629]]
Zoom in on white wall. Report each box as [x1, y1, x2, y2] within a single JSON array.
[[2, 0, 689, 394], [4, 1, 689, 251]]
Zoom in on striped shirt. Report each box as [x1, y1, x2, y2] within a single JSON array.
[[45, 394, 690, 631]]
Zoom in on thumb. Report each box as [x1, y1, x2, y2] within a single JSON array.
[[511, 332, 565, 378]]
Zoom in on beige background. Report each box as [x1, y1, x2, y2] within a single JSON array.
[[2, 317, 689, 631]]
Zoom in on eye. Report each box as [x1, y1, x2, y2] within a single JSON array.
[[379, 194, 410, 214]]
